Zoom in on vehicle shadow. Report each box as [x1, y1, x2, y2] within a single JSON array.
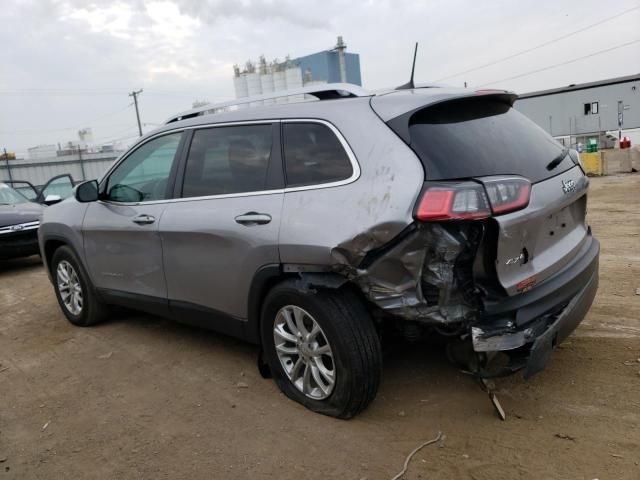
[[103, 308, 467, 396], [0, 255, 43, 276]]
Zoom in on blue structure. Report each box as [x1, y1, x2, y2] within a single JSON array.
[[293, 51, 362, 86]]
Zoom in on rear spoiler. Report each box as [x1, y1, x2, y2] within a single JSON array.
[[374, 90, 518, 144]]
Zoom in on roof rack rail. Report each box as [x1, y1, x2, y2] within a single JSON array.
[[164, 83, 370, 124]]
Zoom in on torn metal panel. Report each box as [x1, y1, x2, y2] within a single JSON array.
[[331, 222, 484, 324]]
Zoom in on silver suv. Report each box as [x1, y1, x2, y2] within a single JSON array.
[[39, 84, 599, 418]]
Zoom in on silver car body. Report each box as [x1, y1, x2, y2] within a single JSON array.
[[39, 85, 599, 376]]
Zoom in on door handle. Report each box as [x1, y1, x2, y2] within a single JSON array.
[[132, 214, 156, 225], [234, 212, 272, 226]]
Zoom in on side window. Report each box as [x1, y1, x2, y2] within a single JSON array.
[[182, 124, 272, 197], [41, 175, 74, 201], [106, 133, 182, 202], [283, 122, 353, 187]]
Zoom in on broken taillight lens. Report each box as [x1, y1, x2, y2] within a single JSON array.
[[415, 182, 491, 221], [482, 177, 531, 215]]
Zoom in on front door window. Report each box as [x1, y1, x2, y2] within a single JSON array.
[[106, 133, 182, 202]]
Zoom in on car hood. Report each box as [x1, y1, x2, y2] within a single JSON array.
[[0, 202, 43, 227]]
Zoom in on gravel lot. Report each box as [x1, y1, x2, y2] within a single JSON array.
[[1, 174, 639, 479]]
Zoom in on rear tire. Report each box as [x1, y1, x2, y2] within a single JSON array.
[[261, 281, 382, 419], [51, 246, 107, 327]]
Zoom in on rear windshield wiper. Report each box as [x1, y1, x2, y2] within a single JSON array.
[[546, 147, 569, 171]]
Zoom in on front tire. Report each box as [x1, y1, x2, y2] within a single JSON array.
[[261, 281, 382, 419], [51, 246, 107, 327]]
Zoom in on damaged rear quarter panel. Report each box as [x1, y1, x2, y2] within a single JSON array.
[[338, 222, 483, 323], [279, 102, 481, 324], [278, 102, 424, 267]]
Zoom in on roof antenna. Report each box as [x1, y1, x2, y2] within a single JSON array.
[[396, 42, 418, 90]]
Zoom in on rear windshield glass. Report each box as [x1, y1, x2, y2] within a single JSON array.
[[407, 97, 574, 183]]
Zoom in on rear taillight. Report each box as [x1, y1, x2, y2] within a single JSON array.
[[415, 182, 491, 221], [414, 177, 531, 222], [483, 177, 531, 214]]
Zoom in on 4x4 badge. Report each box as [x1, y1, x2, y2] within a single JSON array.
[[562, 179, 576, 194]]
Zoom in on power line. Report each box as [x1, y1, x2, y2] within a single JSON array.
[[0, 88, 213, 98], [0, 103, 133, 135], [91, 126, 140, 144], [94, 132, 140, 145], [0, 89, 130, 96], [435, 5, 640, 82], [477, 38, 640, 87]]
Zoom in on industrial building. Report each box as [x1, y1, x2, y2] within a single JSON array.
[[1, 126, 123, 186], [1, 142, 122, 186], [514, 73, 640, 147], [232, 36, 361, 104]]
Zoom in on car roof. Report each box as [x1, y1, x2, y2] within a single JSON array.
[[146, 84, 516, 139]]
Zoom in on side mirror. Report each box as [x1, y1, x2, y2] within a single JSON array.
[[75, 180, 99, 203], [43, 194, 62, 206]]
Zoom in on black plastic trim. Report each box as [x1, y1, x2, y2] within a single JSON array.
[[247, 264, 285, 344], [523, 267, 598, 377], [169, 129, 193, 199], [98, 288, 170, 318], [169, 300, 247, 339]]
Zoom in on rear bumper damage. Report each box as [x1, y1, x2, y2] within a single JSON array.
[[328, 220, 598, 378], [471, 236, 599, 377]]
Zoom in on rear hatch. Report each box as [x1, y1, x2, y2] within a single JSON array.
[[380, 93, 589, 296]]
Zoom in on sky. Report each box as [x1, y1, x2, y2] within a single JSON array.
[[1, 0, 639, 155]]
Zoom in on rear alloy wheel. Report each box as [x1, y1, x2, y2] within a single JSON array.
[[273, 305, 336, 400], [262, 281, 382, 419], [51, 246, 107, 327]]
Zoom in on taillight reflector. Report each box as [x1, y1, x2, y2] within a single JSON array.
[[483, 177, 531, 215], [415, 184, 491, 221]]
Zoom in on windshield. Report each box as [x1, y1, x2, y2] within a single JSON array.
[[406, 97, 575, 183], [0, 183, 30, 204]]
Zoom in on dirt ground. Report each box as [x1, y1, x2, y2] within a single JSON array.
[[1, 174, 639, 480]]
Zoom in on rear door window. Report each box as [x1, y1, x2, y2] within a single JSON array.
[[282, 122, 353, 187], [406, 97, 575, 183], [181, 124, 273, 197]]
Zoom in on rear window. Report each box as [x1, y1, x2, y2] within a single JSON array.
[[406, 97, 574, 183], [283, 122, 353, 187]]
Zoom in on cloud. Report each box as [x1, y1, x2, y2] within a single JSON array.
[[173, 0, 333, 30], [0, 0, 638, 154]]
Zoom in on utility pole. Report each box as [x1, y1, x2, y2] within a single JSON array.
[[129, 89, 143, 137], [3, 148, 13, 182], [77, 144, 86, 181]]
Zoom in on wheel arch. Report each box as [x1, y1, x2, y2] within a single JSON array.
[[248, 265, 373, 345], [42, 236, 73, 277]]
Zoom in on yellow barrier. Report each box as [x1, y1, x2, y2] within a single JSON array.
[[580, 152, 603, 176]]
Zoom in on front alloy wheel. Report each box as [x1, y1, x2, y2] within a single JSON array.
[[273, 305, 335, 400], [51, 245, 107, 327], [56, 260, 83, 315]]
